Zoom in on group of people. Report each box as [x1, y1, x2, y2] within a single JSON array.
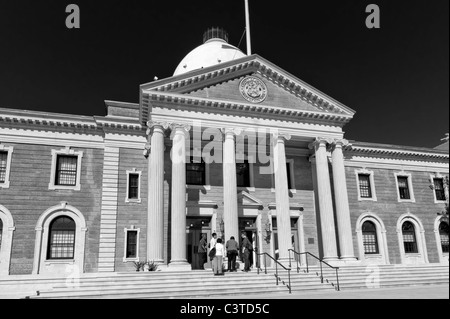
[[198, 232, 253, 276]]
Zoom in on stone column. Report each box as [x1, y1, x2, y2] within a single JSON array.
[[222, 128, 241, 244], [309, 137, 338, 261], [272, 132, 292, 264], [169, 123, 191, 269], [146, 121, 169, 264], [330, 139, 357, 261]]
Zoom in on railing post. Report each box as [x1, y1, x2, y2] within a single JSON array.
[[296, 254, 299, 273], [320, 261, 323, 283], [264, 255, 267, 274], [288, 270, 292, 294], [306, 253, 309, 273], [335, 268, 340, 291], [275, 262, 279, 286], [289, 250, 292, 268]]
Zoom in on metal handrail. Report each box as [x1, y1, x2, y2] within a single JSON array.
[[288, 249, 340, 291], [255, 252, 292, 294]]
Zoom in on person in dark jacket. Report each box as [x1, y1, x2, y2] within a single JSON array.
[[225, 236, 239, 272], [198, 233, 208, 270], [240, 232, 253, 272]]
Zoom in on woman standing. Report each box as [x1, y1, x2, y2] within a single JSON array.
[[213, 238, 225, 276]]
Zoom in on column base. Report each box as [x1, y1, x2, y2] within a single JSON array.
[[167, 261, 192, 272]]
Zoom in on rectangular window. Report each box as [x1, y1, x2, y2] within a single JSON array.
[[236, 162, 250, 188], [403, 234, 418, 253], [358, 174, 372, 198], [434, 178, 446, 201], [186, 158, 206, 186], [55, 155, 78, 186], [48, 231, 75, 259], [363, 233, 379, 254], [397, 176, 411, 200], [126, 230, 138, 259], [0, 151, 7, 183], [128, 174, 140, 199]]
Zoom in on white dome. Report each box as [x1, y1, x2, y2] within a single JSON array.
[[174, 38, 247, 76]]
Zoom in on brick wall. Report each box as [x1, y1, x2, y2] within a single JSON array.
[[345, 165, 448, 264], [0, 143, 103, 274]]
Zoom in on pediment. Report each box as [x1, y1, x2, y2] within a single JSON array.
[[238, 191, 263, 209], [141, 54, 355, 123]]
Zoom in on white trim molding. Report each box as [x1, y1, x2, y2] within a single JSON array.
[[48, 147, 84, 191], [0, 145, 14, 189], [394, 172, 415, 203], [434, 216, 449, 264], [354, 168, 377, 202], [32, 202, 87, 275], [123, 226, 141, 262], [396, 213, 428, 265], [0, 205, 15, 275], [125, 168, 142, 203], [355, 213, 389, 265]]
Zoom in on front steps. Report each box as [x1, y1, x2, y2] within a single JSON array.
[[0, 264, 447, 299]]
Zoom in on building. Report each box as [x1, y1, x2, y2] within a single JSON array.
[[0, 28, 448, 276]]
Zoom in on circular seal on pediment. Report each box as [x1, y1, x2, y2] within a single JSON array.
[[239, 76, 268, 103]]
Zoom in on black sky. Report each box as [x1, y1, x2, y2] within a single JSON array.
[[0, 0, 448, 148]]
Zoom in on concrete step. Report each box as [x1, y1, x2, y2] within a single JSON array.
[[7, 263, 448, 299]]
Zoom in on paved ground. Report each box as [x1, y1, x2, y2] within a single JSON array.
[[212, 284, 449, 299]]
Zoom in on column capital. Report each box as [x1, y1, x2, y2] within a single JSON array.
[[308, 137, 334, 150], [329, 138, 351, 151], [146, 121, 171, 135], [221, 127, 243, 138], [271, 132, 291, 143], [169, 123, 191, 139]]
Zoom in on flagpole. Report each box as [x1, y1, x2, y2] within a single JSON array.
[[245, 0, 252, 55]]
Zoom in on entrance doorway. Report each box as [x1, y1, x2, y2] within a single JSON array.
[[272, 218, 300, 261], [186, 218, 211, 270], [239, 218, 259, 269]]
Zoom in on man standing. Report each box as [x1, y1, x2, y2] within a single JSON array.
[[225, 236, 239, 272], [198, 233, 208, 270], [240, 232, 253, 272]]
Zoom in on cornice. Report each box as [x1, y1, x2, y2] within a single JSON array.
[[142, 91, 353, 126], [344, 144, 449, 160]]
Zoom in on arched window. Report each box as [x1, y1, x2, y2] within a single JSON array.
[[47, 216, 76, 260], [0, 218, 3, 251], [439, 222, 449, 254], [362, 221, 379, 254], [402, 221, 418, 254]]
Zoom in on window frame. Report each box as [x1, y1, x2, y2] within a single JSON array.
[[439, 222, 449, 254], [236, 153, 255, 192], [186, 156, 206, 186], [0, 145, 14, 189], [46, 216, 76, 260], [123, 226, 140, 262], [402, 221, 419, 254], [49, 147, 83, 191], [430, 174, 447, 203], [362, 221, 379, 255], [355, 168, 377, 201], [186, 150, 211, 190], [394, 172, 415, 203], [125, 169, 142, 203]]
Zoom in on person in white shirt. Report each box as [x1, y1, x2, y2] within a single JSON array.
[[213, 238, 225, 276]]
